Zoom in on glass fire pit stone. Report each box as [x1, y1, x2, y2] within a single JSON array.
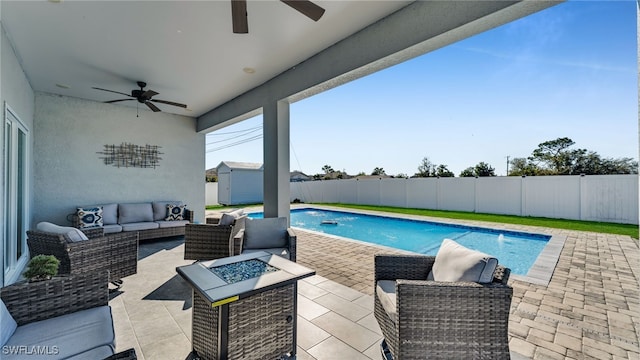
[[209, 259, 279, 284]]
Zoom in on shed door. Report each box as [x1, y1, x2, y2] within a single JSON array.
[[218, 172, 231, 205]]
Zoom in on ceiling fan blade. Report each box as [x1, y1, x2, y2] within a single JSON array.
[[281, 0, 325, 21], [145, 101, 161, 112], [151, 99, 187, 108], [231, 0, 248, 34], [105, 99, 133, 103], [92, 87, 132, 97], [142, 90, 159, 98]]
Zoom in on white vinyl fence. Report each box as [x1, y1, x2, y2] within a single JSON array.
[[205, 182, 218, 206], [289, 175, 639, 225]]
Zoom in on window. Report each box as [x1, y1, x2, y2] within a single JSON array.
[[3, 104, 29, 285]]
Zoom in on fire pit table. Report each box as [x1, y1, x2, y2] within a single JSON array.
[[176, 251, 315, 360]]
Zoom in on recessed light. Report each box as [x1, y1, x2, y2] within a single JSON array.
[[55, 83, 70, 89], [243, 67, 256, 74]]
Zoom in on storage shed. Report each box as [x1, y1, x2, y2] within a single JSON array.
[[216, 161, 264, 205]]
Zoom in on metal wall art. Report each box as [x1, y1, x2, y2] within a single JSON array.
[[98, 143, 163, 168]]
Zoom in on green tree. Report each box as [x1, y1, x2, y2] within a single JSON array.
[[415, 157, 435, 177], [371, 167, 386, 176], [459, 167, 475, 177], [524, 137, 638, 175], [474, 162, 496, 177], [322, 164, 334, 174], [395, 173, 409, 179], [508, 157, 543, 176], [415, 157, 450, 177], [434, 164, 454, 177]]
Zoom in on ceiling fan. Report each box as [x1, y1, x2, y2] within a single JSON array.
[[231, 0, 325, 34], [92, 81, 187, 113]]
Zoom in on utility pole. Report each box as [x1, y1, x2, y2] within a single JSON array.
[[506, 156, 510, 176]]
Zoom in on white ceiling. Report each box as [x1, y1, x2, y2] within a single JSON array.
[[1, 0, 411, 118]]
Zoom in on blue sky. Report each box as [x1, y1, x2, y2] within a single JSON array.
[[206, 1, 637, 176]]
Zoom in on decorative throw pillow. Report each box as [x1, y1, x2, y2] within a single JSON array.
[[165, 204, 187, 221], [77, 206, 103, 228], [427, 239, 498, 283]]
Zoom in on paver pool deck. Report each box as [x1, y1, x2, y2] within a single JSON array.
[[111, 207, 639, 359]]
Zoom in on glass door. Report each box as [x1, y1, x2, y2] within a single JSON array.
[[3, 104, 29, 285]]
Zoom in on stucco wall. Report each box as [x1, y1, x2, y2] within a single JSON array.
[[33, 92, 205, 225], [1, 22, 36, 285]]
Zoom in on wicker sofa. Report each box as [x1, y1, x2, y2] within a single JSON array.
[[0, 272, 136, 360], [72, 201, 193, 241]]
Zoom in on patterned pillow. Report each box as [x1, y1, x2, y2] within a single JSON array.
[[165, 204, 187, 221], [77, 206, 103, 228]]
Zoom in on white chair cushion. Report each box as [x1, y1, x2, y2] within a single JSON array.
[[36, 222, 88, 242], [1, 300, 17, 346], [244, 217, 288, 249], [427, 239, 498, 283]]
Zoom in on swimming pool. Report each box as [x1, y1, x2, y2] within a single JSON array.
[[249, 208, 551, 276]]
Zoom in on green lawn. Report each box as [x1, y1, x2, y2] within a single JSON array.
[[205, 203, 639, 239], [318, 203, 639, 239]]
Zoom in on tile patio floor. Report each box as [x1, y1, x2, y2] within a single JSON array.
[[111, 208, 639, 359]]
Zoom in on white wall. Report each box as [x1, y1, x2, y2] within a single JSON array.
[[1, 21, 36, 285], [33, 92, 206, 225], [288, 175, 639, 225]]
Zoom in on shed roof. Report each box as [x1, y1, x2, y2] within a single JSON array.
[[216, 161, 263, 171]]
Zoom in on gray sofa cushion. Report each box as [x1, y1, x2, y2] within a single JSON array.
[[103, 224, 123, 234], [244, 217, 288, 249], [120, 222, 159, 232], [4, 306, 115, 360], [100, 203, 119, 225], [1, 300, 17, 346], [219, 209, 244, 226], [36, 222, 88, 242], [242, 248, 290, 260], [118, 203, 153, 224], [152, 201, 183, 221], [427, 239, 498, 283], [156, 220, 190, 228], [376, 280, 397, 325]]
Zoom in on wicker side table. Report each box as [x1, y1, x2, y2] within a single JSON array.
[[177, 252, 314, 360]]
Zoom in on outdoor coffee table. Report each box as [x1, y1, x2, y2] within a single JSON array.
[[176, 251, 315, 360]]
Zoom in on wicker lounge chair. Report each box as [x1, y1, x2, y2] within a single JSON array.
[[233, 217, 296, 261], [374, 254, 512, 360], [183, 216, 246, 261], [27, 227, 138, 282], [1, 271, 137, 359]]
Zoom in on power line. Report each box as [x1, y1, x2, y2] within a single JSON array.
[[206, 127, 261, 145], [206, 126, 261, 136], [206, 134, 263, 152]]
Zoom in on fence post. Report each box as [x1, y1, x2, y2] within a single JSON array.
[[579, 174, 587, 221], [521, 175, 527, 217]]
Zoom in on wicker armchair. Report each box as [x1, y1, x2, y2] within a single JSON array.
[[374, 254, 512, 360], [183, 216, 246, 261], [27, 227, 138, 282], [1, 271, 137, 360], [232, 217, 296, 261]]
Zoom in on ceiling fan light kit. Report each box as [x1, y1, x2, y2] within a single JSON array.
[[92, 81, 187, 115]]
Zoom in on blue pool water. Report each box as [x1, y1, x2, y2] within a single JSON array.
[[250, 208, 550, 276]]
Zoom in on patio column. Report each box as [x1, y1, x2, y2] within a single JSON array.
[[263, 100, 290, 222]]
